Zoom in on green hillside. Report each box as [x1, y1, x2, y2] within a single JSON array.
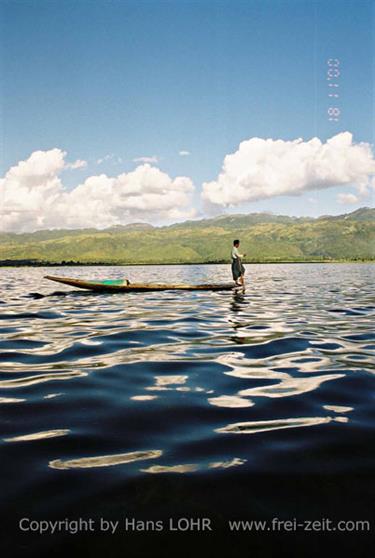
[[0, 208, 374, 264]]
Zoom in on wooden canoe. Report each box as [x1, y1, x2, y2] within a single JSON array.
[[44, 275, 235, 292]]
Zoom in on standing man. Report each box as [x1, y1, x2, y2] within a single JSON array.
[[231, 239, 246, 287]]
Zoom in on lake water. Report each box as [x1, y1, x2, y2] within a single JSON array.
[[0, 264, 374, 557]]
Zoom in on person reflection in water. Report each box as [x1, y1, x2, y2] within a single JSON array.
[[231, 239, 246, 287]]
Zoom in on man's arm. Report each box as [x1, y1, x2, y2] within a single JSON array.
[[232, 247, 246, 258]]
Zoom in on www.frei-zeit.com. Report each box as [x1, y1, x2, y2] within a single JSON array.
[[19, 517, 371, 535]]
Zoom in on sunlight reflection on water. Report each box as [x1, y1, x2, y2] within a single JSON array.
[[0, 263, 374, 484]]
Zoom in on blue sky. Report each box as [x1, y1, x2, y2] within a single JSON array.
[[1, 0, 374, 227]]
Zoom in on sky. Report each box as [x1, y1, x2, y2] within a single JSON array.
[[0, 0, 374, 231]]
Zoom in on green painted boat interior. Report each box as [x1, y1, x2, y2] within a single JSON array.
[[88, 279, 126, 286]]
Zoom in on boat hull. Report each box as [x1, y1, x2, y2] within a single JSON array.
[[44, 275, 235, 292]]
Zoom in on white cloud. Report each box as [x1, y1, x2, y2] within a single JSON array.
[[133, 156, 159, 164], [337, 193, 360, 205], [65, 159, 87, 170], [0, 149, 196, 232], [0, 149, 65, 231], [96, 153, 123, 165], [202, 132, 375, 209], [179, 150, 190, 156]]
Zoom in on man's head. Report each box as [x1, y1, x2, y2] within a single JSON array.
[[233, 239, 240, 247]]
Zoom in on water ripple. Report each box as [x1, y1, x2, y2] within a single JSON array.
[[49, 449, 162, 470]]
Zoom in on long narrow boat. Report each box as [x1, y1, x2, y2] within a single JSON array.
[[44, 275, 235, 292]]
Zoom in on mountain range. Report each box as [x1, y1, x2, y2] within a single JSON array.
[[0, 207, 374, 264]]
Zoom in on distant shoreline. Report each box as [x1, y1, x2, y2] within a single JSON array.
[[0, 259, 373, 267]]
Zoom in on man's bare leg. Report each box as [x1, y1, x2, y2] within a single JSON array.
[[235, 275, 245, 287]]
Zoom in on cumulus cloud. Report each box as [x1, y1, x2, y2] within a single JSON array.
[[0, 149, 196, 232], [202, 132, 375, 210], [133, 155, 159, 164], [179, 150, 190, 156], [337, 193, 360, 205]]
